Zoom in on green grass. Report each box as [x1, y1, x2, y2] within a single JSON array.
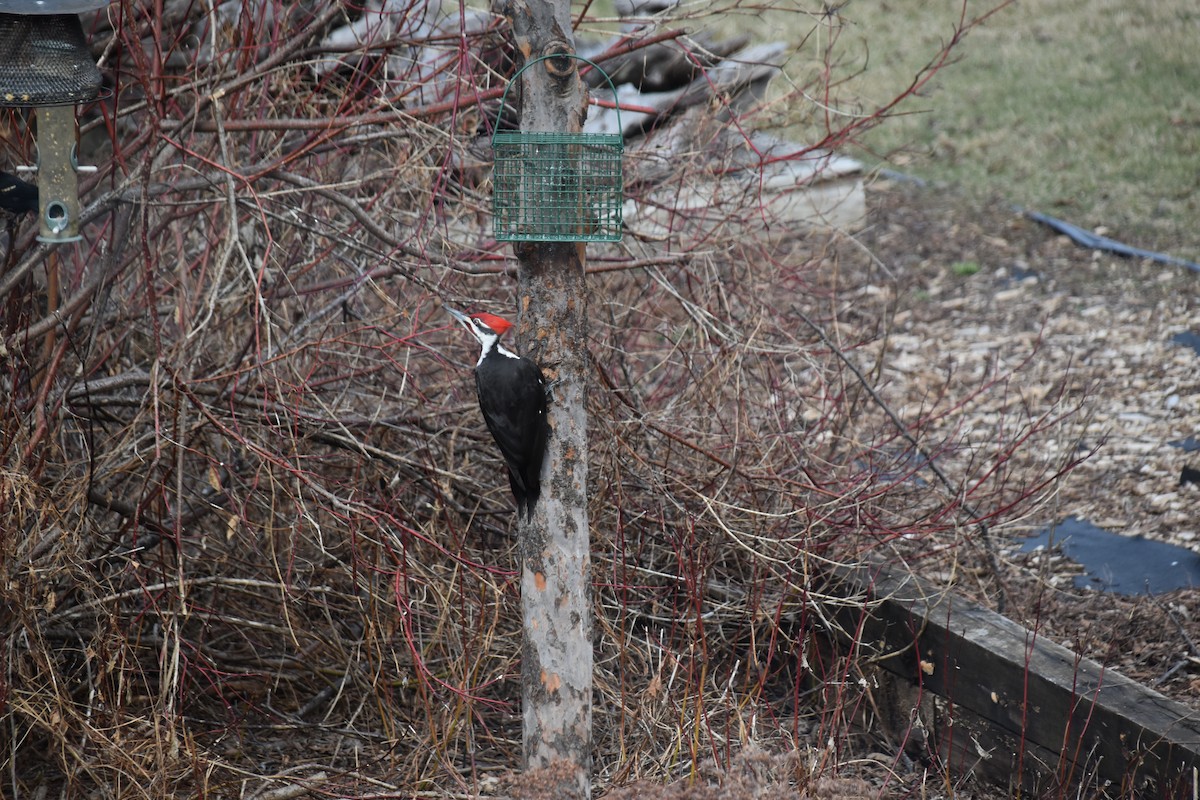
[[830, 0, 1200, 258], [581, 0, 1199, 258]]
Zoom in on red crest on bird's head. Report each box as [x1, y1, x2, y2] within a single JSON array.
[[470, 312, 513, 336]]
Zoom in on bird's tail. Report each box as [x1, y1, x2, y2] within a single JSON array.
[[522, 483, 541, 523], [512, 475, 541, 523]]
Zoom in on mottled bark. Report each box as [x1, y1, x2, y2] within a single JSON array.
[[495, 0, 593, 795], [515, 241, 592, 797]]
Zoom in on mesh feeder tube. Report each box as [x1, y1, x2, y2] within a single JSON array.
[[0, 6, 105, 243]]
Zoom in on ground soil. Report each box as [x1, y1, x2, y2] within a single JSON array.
[[858, 176, 1199, 699], [829, 177, 1200, 795]]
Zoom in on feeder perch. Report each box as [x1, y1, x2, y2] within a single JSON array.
[[492, 55, 624, 243], [0, 1, 106, 244]]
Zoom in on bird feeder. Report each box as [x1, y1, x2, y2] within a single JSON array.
[[492, 55, 623, 243], [0, 1, 106, 243]]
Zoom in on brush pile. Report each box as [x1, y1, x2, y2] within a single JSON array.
[[0, 1, 1074, 796]]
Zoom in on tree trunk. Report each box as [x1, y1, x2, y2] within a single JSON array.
[[496, 0, 593, 796]]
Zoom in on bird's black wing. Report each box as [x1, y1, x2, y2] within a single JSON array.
[[474, 355, 548, 509]]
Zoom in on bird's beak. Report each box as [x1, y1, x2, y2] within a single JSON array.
[[444, 306, 471, 326]]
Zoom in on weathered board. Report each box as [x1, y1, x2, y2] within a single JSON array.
[[621, 143, 866, 243], [828, 563, 1200, 796]]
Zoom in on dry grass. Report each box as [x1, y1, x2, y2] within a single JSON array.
[[0, 2, 1088, 797]]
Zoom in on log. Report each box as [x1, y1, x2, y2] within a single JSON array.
[[612, 0, 679, 18], [583, 42, 787, 137], [828, 562, 1200, 796], [582, 31, 749, 93]]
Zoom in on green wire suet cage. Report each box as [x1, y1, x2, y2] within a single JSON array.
[[492, 55, 624, 243]]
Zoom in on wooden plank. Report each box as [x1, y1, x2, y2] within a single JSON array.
[[622, 174, 865, 242], [829, 563, 1200, 796]]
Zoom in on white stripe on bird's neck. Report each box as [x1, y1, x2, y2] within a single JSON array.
[[477, 334, 520, 366]]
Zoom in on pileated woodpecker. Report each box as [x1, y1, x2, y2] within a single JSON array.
[[447, 307, 549, 521]]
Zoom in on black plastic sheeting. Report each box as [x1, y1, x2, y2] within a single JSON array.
[[1021, 516, 1200, 595], [1024, 210, 1200, 274], [1169, 436, 1200, 453], [1172, 330, 1200, 356]]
